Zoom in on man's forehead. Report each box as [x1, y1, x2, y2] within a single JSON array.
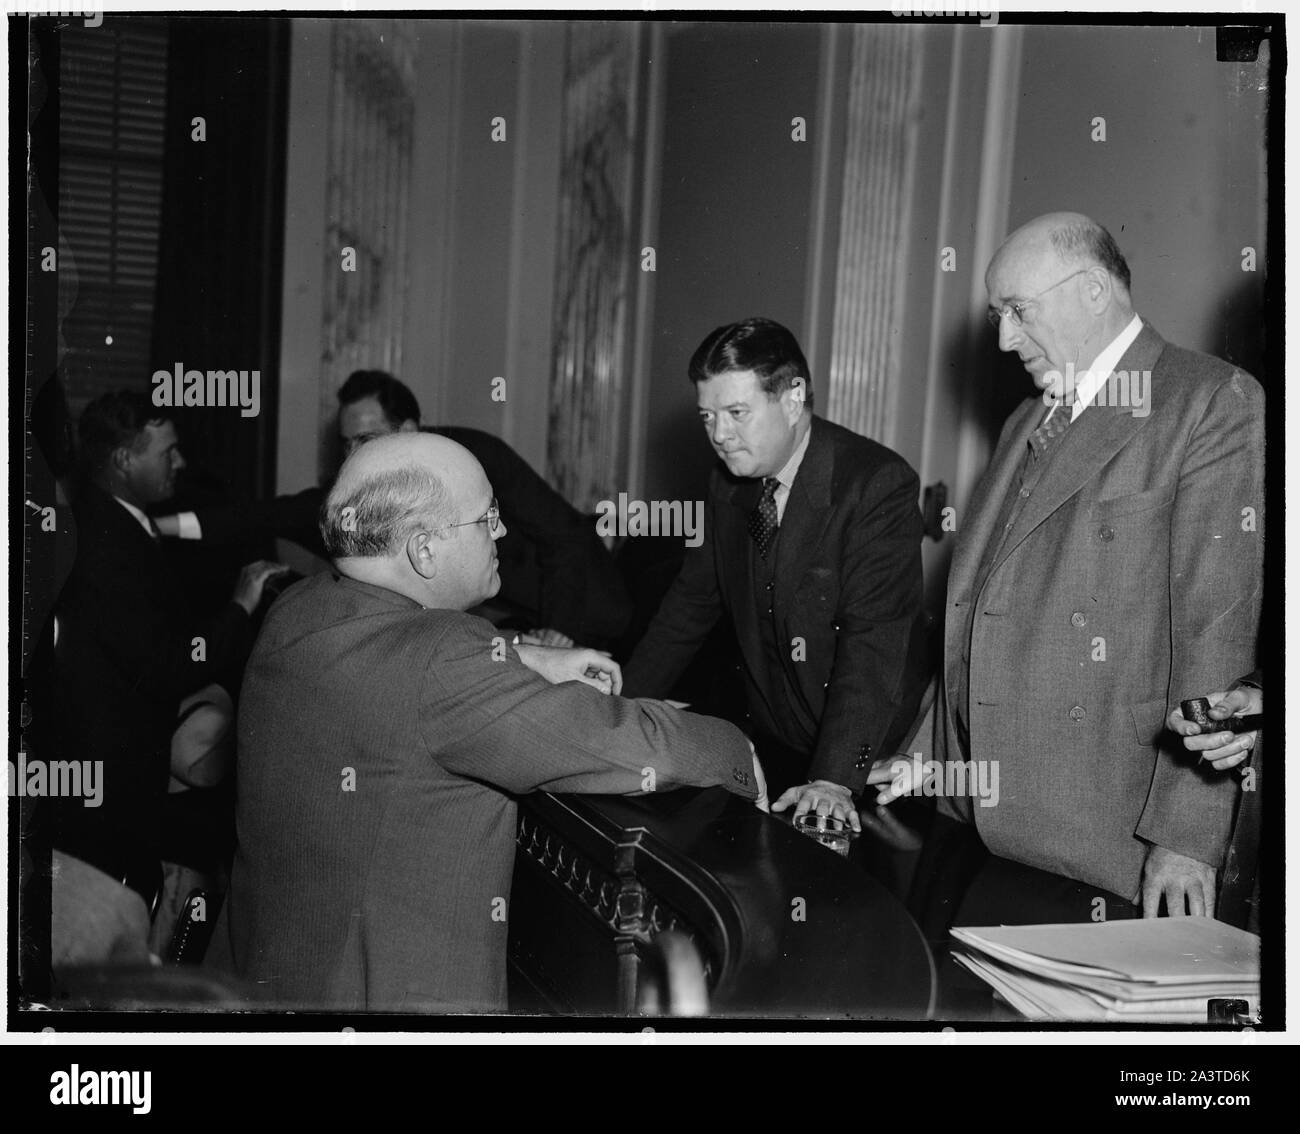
[[143, 420, 178, 446], [987, 240, 1059, 300], [697, 369, 764, 406]]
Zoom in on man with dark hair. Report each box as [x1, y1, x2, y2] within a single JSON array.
[[912, 212, 1263, 933], [622, 317, 927, 825], [207, 432, 763, 1011], [157, 370, 631, 646], [37, 391, 285, 965]]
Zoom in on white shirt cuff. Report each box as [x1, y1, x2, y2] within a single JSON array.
[[175, 511, 203, 540]]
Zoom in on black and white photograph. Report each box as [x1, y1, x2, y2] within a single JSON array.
[[8, 2, 1286, 1073]]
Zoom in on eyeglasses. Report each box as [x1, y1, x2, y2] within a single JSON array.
[[439, 497, 500, 535], [986, 268, 1093, 330]]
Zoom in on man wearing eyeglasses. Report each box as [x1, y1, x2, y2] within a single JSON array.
[[914, 212, 1263, 932], [207, 431, 765, 1011]]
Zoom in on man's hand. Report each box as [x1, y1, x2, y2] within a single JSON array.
[[771, 779, 860, 833], [514, 644, 622, 695], [865, 754, 926, 805], [1140, 844, 1217, 918], [517, 628, 575, 649], [232, 560, 291, 616], [1167, 687, 1262, 771]]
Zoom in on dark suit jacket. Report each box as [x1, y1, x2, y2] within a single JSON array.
[[42, 486, 250, 892], [205, 572, 758, 1012], [193, 426, 631, 641], [937, 323, 1264, 901], [622, 416, 925, 793]]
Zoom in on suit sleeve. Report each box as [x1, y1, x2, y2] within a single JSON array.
[[1134, 370, 1264, 867], [193, 486, 327, 558], [75, 545, 252, 705], [620, 483, 726, 699], [468, 432, 592, 638], [809, 459, 925, 791], [421, 617, 758, 799]]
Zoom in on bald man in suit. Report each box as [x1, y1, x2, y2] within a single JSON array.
[[207, 432, 763, 1012], [909, 214, 1263, 933]]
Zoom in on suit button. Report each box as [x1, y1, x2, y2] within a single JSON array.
[[1099, 526, 1115, 541], [854, 758, 868, 770], [1019, 488, 1030, 499], [831, 621, 841, 632], [823, 681, 829, 689], [766, 607, 773, 616], [732, 768, 749, 785], [1070, 611, 1087, 628], [766, 581, 774, 591], [1068, 705, 1086, 722]]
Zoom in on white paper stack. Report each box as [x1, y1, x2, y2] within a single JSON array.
[[950, 918, 1260, 1023]]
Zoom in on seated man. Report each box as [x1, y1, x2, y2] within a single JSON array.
[[158, 370, 632, 646], [39, 391, 284, 964], [205, 432, 763, 1012]]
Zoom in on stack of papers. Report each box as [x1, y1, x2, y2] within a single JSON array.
[[951, 919, 1259, 1023]]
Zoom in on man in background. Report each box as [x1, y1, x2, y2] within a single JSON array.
[[157, 370, 631, 646], [38, 391, 284, 966]]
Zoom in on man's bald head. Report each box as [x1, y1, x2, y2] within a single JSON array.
[[989, 212, 1132, 299], [319, 432, 505, 611], [321, 433, 468, 558]]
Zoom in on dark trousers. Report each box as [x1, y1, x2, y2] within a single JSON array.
[[908, 813, 1138, 1020]]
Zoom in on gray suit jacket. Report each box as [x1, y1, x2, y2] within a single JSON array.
[[207, 572, 757, 1012], [939, 323, 1263, 901]]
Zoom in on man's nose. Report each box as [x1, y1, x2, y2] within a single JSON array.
[[710, 417, 732, 445], [995, 312, 1022, 352]]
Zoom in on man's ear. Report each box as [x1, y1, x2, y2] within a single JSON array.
[[406, 528, 438, 579], [110, 445, 134, 478], [1083, 266, 1113, 313], [786, 377, 808, 420], [398, 418, 420, 434]]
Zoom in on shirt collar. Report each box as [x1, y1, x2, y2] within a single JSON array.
[[112, 495, 157, 539], [1067, 313, 1143, 420], [773, 417, 813, 491]]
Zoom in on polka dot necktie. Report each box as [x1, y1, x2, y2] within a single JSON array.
[[1028, 404, 1073, 460], [748, 477, 780, 559]]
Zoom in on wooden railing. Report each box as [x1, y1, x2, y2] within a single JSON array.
[[508, 786, 936, 1019]]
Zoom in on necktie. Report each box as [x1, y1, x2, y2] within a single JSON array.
[[1028, 404, 1073, 461], [748, 477, 780, 559]]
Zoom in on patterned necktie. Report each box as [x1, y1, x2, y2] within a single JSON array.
[[1028, 404, 1073, 461], [748, 477, 780, 559]]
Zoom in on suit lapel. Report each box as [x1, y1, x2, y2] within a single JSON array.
[[772, 418, 834, 625], [722, 474, 764, 667], [949, 401, 1039, 603], [988, 324, 1168, 579]]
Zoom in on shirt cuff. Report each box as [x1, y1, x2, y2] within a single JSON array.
[[175, 511, 203, 540]]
